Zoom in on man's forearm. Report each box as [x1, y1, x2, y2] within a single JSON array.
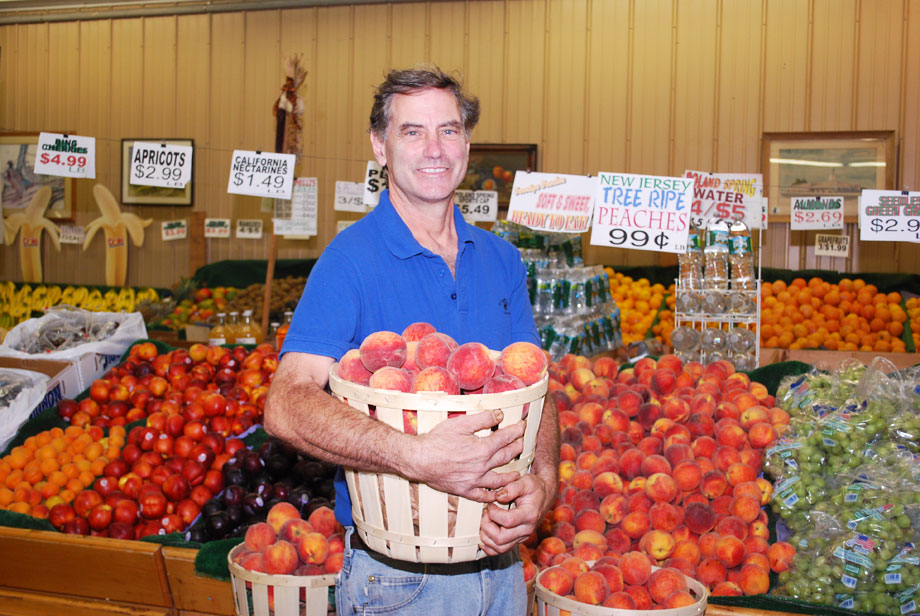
[[529, 394, 559, 516]]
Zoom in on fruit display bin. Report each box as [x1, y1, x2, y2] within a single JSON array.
[[535, 567, 708, 616], [328, 366, 547, 564], [227, 543, 335, 616]]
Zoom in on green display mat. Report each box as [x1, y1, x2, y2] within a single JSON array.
[[191, 259, 317, 288]]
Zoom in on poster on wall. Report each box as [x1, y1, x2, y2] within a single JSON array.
[[506, 171, 597, 233], [590, 172, 693, 254], [1, 133, 75, 220]]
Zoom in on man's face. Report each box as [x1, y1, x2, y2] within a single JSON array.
[[370, 88, 470, 208]]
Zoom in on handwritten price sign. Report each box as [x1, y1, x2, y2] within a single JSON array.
[[455, 190, 498, 222], [227, 151, 295, 199], [859, 190, 920, 243], [791, 196, 844, 230], [334, 181, 368, 213], [161, 220, 188, 241], [130, 142, 193, 188], [34, 133, 96, 178]]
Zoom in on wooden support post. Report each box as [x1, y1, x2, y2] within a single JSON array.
[[261, 233, 277, 338], [188, 210, 206, 278]]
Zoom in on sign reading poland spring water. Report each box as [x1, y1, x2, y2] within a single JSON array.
[[683, 171, 764, 229], [590, 172, 692, 254], [507, 171, 597, 233]]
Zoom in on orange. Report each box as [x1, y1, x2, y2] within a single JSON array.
[[874, 340, 890, 352], [870, 318, 885, 332], [839, 278, 854, 292], [35, 431, 52, 447], [797, 289, 813, 305], [888, 291, 902, 304], [78, 470, 95, 488], [0, 487, 13, 507], [791, 277, 807, 289], [875, 306, 891, 322], [7, 501, 30, 515], [762, 282, 774, 297], [888, 321, 904, 337], [852, 279, 866, 290], [824, 290, 841, 306], [824, 338, 839, 350], [861, 305, 876, 320]]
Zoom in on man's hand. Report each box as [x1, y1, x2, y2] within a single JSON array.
[[478, 472, 551, 556], [406, 410, 526, 503]]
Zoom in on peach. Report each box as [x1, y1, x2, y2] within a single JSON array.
[[621, 511, 651, 539], [767, 540, 796, 573], [638, 435, 664, 456], [619, 551, 652, 586], [500, 341, 548, 385], [411, 366, 460, 394], [583, 379, 610, 399], [642, 529, 676, 561], [552, 521, 576, 546], [558, 460, 576, 483], [624, 584, 653, 610], [711, 495, 733, 517], [717, 515, 748, 540], [605, 528, 631, 553], [616, 391, 643, 417], [573, 529, 608, 551], [403, 341, 420, 372], [327, 533, 345, 555], [656, 354, 682, 374], [647, 567, 687, 604], [664, 556, 696, 578], [712, 581, 743, 596], [238, 551, 264, 572], [664, 424, 692, 448], [732, 481, 761, 501], [689, 393, 716, 416], [714, 534, 746, 568], [738, 563, 769, 595], [559, 442, 577, 462], [592, 356, 618, 379], [592, 563, 624, 593], [755, 478, 773, 504], [745, 552, 771, 572], [539, 565, 575, 596], [649, 502, 683, 532], [649, 369, 677, 399], [415, 333, 458, 369], [697, 557, 727, 588], [729, 494, 762, 523], [637, 403, 664, 430], [574, 509, 606, 534], [359, 331, 407, 372], [712, 446, 741, 472], [700, 470, 728, 500], [691, 435, 717, 458], [684, 502, 716, 534], [336, 349, 372, 385], [599, 493, 628, 525], [324, 552, 344, 574], [748, 422, 778, 449], [279, 518, 314, 543], [640, 454, 671, 477], [573, 541, 606, 563], [687, 413, 715, 438], [664, 443, 694, 467], [446, 342, 495, 390], [244, 521, 276, 552], [295, 532, 330, 565], [482, 373, 525, 394], [603, 591, 635, 609], [739, 405, 769, 430], [716, 424, 749, 449], [619, 448, 645, 480], [368, 366, 413, 392], [569, 368, 596, 392], [602, 408, 630, 432], [593, 472, 624, 498], [536, 537, 567, 567], [645, 473, 679, 503], [744, 535, 770, 555], [571, 489, 601, 513], [262, 539, 299, 575], [560, 556, 590, 577], [401, 322, 436, 342], [307, 505, 341, 537], [590, 450, 618, 474], [672, 461, 702, 492], [739, 447, 762, 469], [726, 462, 757, 486], [663, 590, 697, 608], [574, 570, 609, 605], [266, 502, 300, 534], [577, 402, 605, 427], [672, 539, 701, 565]]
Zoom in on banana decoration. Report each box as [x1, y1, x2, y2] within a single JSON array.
[[3, 186, 61, 282], [83, 184, 152, 287]]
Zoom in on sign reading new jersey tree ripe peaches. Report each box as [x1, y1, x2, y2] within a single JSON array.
[[590, 172, 692, 254]]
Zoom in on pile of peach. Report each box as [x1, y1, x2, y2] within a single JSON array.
[[605, 269, 670, 346], [233, 502, 344, 577], [535, 354, 796, 607], [760, 277, 908, 352], [0, 425, 125, 518], [906, 297, 920, 351]]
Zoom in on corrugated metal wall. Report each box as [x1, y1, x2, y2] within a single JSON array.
[[1, 0, 918, 288]]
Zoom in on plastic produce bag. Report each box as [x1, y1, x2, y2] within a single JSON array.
[[0, 368, 49, 452]]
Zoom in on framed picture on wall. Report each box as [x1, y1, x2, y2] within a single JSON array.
[[1, 132, 75, 221], [121, 138, 194, 206], [762, 131, 896, 221], [459, 144, 538, 208]]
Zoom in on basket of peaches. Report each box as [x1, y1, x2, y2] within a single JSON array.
[[328, 323, 549, 564]]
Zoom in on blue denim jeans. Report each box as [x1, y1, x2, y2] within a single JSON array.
[[335, 526, 526, 615]]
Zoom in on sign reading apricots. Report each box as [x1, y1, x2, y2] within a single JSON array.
[[590, 172, 692, 254], [507, 171, 598, 233]]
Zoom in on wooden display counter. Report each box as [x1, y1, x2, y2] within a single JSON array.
[[161, 546, 235, 616], [778, 348, 920, 370]]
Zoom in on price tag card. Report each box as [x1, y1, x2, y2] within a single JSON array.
[[364, 161, 388, 207], [337, 220, 355, 234], [815, 233, 850, 257], [129, 142, 193, 188], [335, 181, 368, 212], [507, 172, 597, 232], [236, 219, 263, 239], [161, 219, 188, 241], [227, 151, 295, 199], [33, 132, 96, 178], [683, 171, 763, 229], [859, 190, 920, 243], [204, 218, 231, 238], [791, 196, 844, 230], [273, 218, 314, 236], [455, 190, 498, 222], [59, 224, 85, 245], [590, 172, 693, 253]]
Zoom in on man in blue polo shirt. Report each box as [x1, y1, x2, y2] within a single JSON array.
[[264, 66, 558, 615]]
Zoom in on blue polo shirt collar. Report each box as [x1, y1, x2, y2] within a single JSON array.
[[375, 190, 476, 260]]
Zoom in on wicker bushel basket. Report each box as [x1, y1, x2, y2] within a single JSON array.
[[228, 544, 335, 616], [328, 364, 547, 564], [534, 566, 708, 616]]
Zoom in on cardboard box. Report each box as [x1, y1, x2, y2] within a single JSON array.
[[72, 349, 128, 393], [184, 323, 212, 343], [0, 356, 80, 419]]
